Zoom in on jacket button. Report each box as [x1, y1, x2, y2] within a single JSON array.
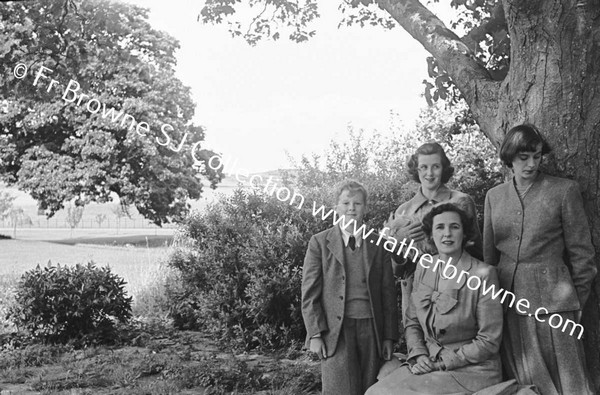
[[515, 235, 520, 240], [516, 211, 521, 215], [542, 269, 547, 274], [342, 276, 345, 280], [337, 316, 342, 320], [440, 329, 446, 335], [340, 296, 344, 300]]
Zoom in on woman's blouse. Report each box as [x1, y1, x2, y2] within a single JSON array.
[[394, 184, 483, 260]]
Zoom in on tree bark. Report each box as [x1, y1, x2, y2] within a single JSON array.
[[378, 0, 600, 391]]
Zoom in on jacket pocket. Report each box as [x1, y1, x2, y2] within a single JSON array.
[[535, 264, 580, 313]]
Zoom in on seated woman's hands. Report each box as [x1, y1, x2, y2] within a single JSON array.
[[410, 355, 444, 375]]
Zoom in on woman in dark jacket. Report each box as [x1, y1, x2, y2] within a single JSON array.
[[483, 124, 597, 395]]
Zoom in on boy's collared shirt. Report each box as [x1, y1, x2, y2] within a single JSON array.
[[339, 224, 362, 249]]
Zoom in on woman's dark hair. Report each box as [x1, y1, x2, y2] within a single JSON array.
[[406, 142, 455, 184], [422, 203, 474, 247], [499, 124, 552, 168]]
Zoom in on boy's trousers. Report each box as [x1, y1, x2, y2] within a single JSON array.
[[321, 317, 380, 395]]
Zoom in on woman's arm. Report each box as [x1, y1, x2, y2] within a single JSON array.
[[404, 266, 429, 361], [483, 192, 500, 267], [561, 182, 597, 307]]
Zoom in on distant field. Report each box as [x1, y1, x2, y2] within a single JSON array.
[[0, 227, 175, 241], [0, 229, 175, 304]]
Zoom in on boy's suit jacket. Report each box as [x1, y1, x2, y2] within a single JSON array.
[[301, 226, 398, 357]]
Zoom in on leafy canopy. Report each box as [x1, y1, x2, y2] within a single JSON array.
[[0, 0, 222, 225]]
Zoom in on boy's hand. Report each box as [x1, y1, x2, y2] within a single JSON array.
[[382, 340, 393, 360], [309, 337, 327, 360]]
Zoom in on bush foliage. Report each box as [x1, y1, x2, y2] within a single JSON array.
[[9, 261, 132, 345], [167, 103, 503, 351], [166, 190, 327, 350]]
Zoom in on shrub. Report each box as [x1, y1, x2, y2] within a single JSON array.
[[166, 190, 327, 350], [9, 261, 132, 345]]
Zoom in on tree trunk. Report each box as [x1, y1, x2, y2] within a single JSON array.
[[496, 2, 600, 389], [380, 0, 600, 391]]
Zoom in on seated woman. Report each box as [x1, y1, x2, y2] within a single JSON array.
[[366, 203, 503, 395]]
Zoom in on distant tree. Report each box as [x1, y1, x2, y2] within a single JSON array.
[[0, 191, 15, 220], [6, 207, 32, 239], [65, 204, 84, 237], [110, 204, 129, 235], [94, 213, 107, 229], [0, 0, 223, 226]]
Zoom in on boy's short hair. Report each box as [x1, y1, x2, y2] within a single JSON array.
[[499, 124, 552, 168], [406, 142, 455, 184], [332, 179, 368, 206]]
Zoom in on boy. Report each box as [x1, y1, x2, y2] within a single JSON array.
[[301, 180, 398, 395]]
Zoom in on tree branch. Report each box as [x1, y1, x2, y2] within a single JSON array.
[[375, 0, 501, 135], [461, 2, 507, 53], [246, 2, 269, 38]]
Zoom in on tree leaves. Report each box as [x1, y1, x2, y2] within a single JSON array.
[[200, 0, 320, 45], [0, 0, 222, 225]]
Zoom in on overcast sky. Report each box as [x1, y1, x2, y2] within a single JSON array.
[[121, 0, 452, 173]]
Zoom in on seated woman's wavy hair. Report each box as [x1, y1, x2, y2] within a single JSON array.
[[421, 203, 475, 247]]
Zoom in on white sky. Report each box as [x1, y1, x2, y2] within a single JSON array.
[[121, 0, 451, 173]]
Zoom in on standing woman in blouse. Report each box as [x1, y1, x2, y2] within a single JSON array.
[[388, 142, 483, 323], [483, 124, 597, 395]]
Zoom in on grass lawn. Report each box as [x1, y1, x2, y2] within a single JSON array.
[[0, 239, 170, 297]]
